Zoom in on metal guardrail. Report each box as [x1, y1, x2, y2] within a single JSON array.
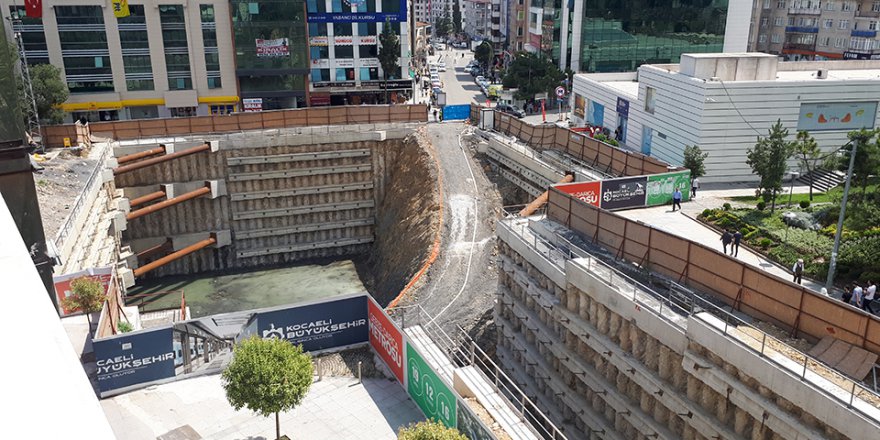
[[500, 215, 880, 423], [52, 143, 111, 253], [391, 303, 568, 440]]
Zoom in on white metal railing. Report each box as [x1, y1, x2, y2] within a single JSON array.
[[53, 142, 111, 253]]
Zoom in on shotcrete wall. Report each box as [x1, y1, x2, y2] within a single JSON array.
[[114, 123, 425, 279], [495, 220, 876, 440]]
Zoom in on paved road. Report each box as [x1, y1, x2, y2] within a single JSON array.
[[398, 122, 501, 336]]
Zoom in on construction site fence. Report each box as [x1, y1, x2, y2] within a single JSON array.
[[43, 104, 429, 148], [470, 104, 676, 177], [545, 187, 880, 356], [96, 273, 126, 339]]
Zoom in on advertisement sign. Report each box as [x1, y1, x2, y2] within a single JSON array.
[[93, 328, 176, 394], [359, 58, 380, 68], [600, 176, 647, 210], [843, 51, 880, 60], [368, 297, 405, 384], [53, 267, 113, 315], [309, 36, 328, 46], [311, 58, 330, 68], [257, 295, 368, 352], [358, 35, 377, 45], [588, 100, 605, 126], [797, 101, 877, 131], [242, 98, 262, 112], [646, 170, 691, 206], [256, 38, 290, 57], [334, 36, 354, 45], [616, 97, 630, 118], [407, 343, 457, 428], [335, 58, 355, 68], [574, 94, 585, 118], [555, 181, 601, 206]]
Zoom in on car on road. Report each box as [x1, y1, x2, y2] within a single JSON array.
[[475, 75, 485, 84], [497, 103, 525, 118], [438, 62, 446, 72]]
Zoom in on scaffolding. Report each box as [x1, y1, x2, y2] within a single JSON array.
[[10, 11, 42, 151]]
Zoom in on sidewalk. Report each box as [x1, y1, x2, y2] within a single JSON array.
[[616, 202, 831, 297]]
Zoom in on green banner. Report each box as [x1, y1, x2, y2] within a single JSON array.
[[406, 343, 457, 428], [646, 170, 691, 206]]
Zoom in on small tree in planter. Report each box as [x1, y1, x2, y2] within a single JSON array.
[[398, 420, 467, 439], [61, 277, 106, 338], [222, 336, 313, 440]]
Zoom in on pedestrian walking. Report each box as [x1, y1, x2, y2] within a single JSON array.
[[792, 259, 805, 285], [672, 187, 682, 211], [691, 177, 700, 199], [842, 284, 853, 304], [432, 108, 438, 122], [721, 230, 732, 255], [852, 283, 864, 308], [864, 280, 877, 314], [732, 230, 742, 256]]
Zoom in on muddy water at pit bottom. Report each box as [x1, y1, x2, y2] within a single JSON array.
[[126, 260, 366, 318]]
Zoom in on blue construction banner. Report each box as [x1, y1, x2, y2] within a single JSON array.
[[93, 327, 175, 394], [256, 295, 369, 352], [442, 104, 471, 121]]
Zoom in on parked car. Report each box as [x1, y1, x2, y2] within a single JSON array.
[[475, 75, 485, 84], [497, 103, 525, 118], [438, 62, 446, 72]]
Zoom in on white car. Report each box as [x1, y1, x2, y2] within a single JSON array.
[[438, 62, 446, 72]]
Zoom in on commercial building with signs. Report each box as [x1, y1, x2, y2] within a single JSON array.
[[749, 0, 880, 61], [571, 53, 880, 183], [306, 0, 412, 105], [524, 0, 750, 73], [3, 0, 239, 121]]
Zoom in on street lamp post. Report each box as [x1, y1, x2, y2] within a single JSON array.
[[787, 171, 799, 208], [825, 140, 857, 293]]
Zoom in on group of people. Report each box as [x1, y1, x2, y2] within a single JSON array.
[[842, 280, 878, 314], [720, 229, 743, 257]]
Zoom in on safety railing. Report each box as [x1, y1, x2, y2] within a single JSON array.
[[391, 303, 569, 440], [499, 214, 880, 422], [53, 142, 112, 253]]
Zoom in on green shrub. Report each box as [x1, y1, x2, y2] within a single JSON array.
[[118, 321, 133, 333], [717, 217, 731, 227], [799, 200, 810, 209], [757, 201, 766, 211], [744, 229, 760, 240], [723, 203, 732, 211], [701, 208, 712, 217], [758, 238, 773, 249], [398, 421, 467, 440]]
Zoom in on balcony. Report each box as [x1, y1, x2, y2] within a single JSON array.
[[783, 42, 817, 51], [852, 29, 878, 37], [785, 26, 819, 33], [788, 7, 822, 14], [855, 9, 880, 18]]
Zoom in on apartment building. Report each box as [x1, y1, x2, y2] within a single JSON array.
[[463, 0, 488, 39], [506, 0, 528, 52], [750, 0, 880, 60], [413, 0, 430, 24]]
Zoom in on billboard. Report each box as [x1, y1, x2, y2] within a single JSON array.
[[94, 327, 176, 393], [242, 98, 262, 112], [600, 176, 647, 210], [407, 343, 457, 428], [256, 38, 290, 57], [555, 181, 600, 207], [258, 295, 368, 352], [797, 101, 877, 131], [574, 94, 585, 118], [53, 267, 113, 315], [646, 170, 691, 206], [368, 297, 405, 384]]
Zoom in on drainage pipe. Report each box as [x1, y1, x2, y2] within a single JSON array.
[[519, 174, 574, 217], [116, 145, 165, 164], [126, 185, 211, 221], [133, 236, 216, 277], [113, 143, 210, 175], [129, 190, 166, 207]]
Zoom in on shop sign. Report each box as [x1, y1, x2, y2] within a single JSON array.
[[616, 97, 629, 118], [359, 58, 380, 68], [311, 58, 330, 68], [358, 35, 377, 45], [242, 98, 262, 112], [309, 36, 328, 46], [255, 38, 289, 57], [335, 58, 355, 68], [334, 36, 354, 45]]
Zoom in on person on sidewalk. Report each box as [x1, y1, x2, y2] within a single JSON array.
[[792, 259, 805, 284], [691, 177, 700, 199], [732, 230, 742, 256], [672, 187, 682, 212], [432, 108, 438, 122], [721, 230, 732, 255], [842, 284, 853, 305], [864, 280, 877, 314], [852, 283, 864, 308]]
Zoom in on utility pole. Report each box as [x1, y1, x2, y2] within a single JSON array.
[[825, 140, 857, 293], [9, 10, 42, 152]]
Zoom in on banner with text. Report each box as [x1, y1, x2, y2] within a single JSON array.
[[406, 342, 457, 428], [555, 170, 691, 211], [256, 38, 290, 57], [600, 176, 647, 210], [646, 170, 691, 206], [257, 295, 368, 352], [554, 181, 600, 207], [93, 327, 176, 394], [368, 297, 405, 384]]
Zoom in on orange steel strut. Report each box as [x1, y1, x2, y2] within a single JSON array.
[[133, 236, 216, 277], [126, 186, 211, 221], [113, 142, 211, 175]]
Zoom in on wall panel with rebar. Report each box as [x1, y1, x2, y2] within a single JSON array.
[[546, 187, 880, 355]]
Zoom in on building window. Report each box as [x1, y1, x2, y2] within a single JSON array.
[[201, 5, 221, 89], [824, 19, 833, 28], [777, 0, 786, 6], [55, 5, 114, 93], [311, 68, 330, 81], [8, 6, 49, 65], [759, 34, 767, 43], [170, 107, 197, 117], [774, 17, 784, 26], [310, 46, 329, 58], [771, 33, 782, 43], [358, 45, 377, 57], [335, 45, 354, 58], [118, 5, 154, 91], [357, 22, 377, 35], [307, 0, 327, 13], [359, 67, 379, 80], [761, 17, 768, 27], [335, 68, 354, 81], [788, 17, 795, 25], [839, 19, 849, 29], [210, 105, 235, 114], [842, 1, 851, 10], [825, 0, 835, 9], [874, 1, 880, 11], [871, 21, 879, 30], [160, 5, 192, 90], [763, 0, 771, 8], [819, 36, 830, 45], [836, 37, 846, 47], [644, 87, 655, 114]]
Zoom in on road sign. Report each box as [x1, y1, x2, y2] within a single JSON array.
[[555, 86, 566, 98]]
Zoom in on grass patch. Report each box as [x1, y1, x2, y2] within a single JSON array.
[[728, 176, 880, 207]]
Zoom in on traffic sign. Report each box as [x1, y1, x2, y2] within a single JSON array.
[[555, 86, 566, 98]]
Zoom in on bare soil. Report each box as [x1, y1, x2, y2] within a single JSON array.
[[33, 147, 98, 239], [465, 397, 513, 440]]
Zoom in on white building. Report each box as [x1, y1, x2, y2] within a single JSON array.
[[571, 53, 880, 183], [463, 0, 489, 39]]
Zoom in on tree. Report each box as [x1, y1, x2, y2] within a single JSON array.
[[61, 277, 106, 338], [792, 130, 821, 201], [434, 15, 452, 39], [847, 129, 880, 197], [502, 52, 565, 101], [682, 145, 709, 179], [2, 44, 69, 125], [746, 120, 796, 213], [378, 21, 401, 104], [222, 337, 314, 440], [474, 41, 493, 70], [398, 420, 467, 440], [452, 1, 462, 34]]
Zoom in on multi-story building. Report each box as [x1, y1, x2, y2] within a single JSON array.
[[523, 0, 750, 73], [750, 0, 880, 61], [2, 0, 411, 120], [463, 0, 489, 39], [506, 0, 528, 52], [307, 0, 412, 105], [413, 0, 431, 24]]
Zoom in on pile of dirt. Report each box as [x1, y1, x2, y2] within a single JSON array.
[[33, 147, 99, 238]]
